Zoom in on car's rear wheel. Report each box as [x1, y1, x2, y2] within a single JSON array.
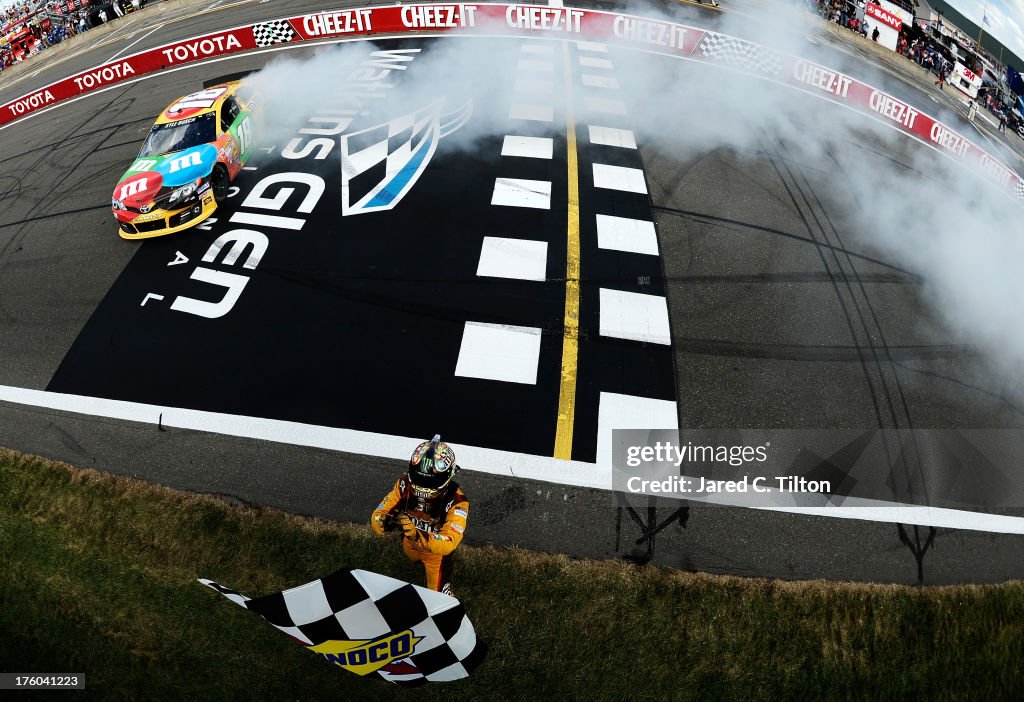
[[211, 165, 229, 203]]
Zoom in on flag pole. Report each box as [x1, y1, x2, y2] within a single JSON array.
[[977, 0, 987, 51]]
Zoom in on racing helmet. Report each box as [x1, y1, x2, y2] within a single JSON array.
[[408, 434, 458, 496]]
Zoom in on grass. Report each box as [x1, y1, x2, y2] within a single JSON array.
[[0, 447, 1022, 700]]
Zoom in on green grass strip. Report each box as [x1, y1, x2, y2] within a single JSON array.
[[0, 447, 1022, 700]]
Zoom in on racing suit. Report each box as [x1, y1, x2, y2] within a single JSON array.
[[371, 476, 469, 596]]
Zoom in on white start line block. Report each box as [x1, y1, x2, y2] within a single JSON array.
[[592, 163, 648, 194], [491, 178, 553, 209], [455, 322, 543, 385], [517, 59, 555, 72], [599, 288, 671, 344], [476, 236, 549, 281], [596, 391, 679, 467], [514, 78, 555, 94], [588, 125, 637, 149], [579, 55, 614, 69], [596, 214, 659, 255], [581, 74, 620, 89], [501, 135, 554, 159], [584, 96, 628, 115], [508, 103, 554, 122]]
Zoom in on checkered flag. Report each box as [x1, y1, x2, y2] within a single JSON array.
[[200, 568, 487, 685], [696, 31, 784, 77], [1014, 177, 1024, 203], [252, 20, 298, 48]]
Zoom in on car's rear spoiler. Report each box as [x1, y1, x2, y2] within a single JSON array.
[[202, 71, 257, 89]]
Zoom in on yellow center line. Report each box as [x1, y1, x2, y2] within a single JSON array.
[[554, 40, 580, 461]]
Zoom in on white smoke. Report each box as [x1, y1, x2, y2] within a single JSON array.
[[624, 0, 1024, 403], [242, 1, 1024, 403], [241, 36, 531, 149]]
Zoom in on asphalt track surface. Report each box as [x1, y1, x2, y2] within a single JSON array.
[[1, 0, 1024, 584]]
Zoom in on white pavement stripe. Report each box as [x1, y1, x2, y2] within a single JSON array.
[[588, 125, 637, 149], [517, 59, 554, 72], [501, 135, 554, 159], [581, 74, 620, 89], [598, 392, 679, 467], [455, 322, 542, 385], [514, 78, 554, 94], [596, 214, 659, 255], [599, 288, 671, 344], [491, 178, 552, 209], [229, 211, 306, 230], [576, 40, 609, 53], [105, 25, 162, 63], [509, 103, 554, 122], [584, 96, 628, 115], [521, 43, 555, 54], [0, 383, 607, 489], [579, 55, 614, 69], [592, 163, 648, 194], [0, 383, 1022, 532], [477, 236, 548, 281]]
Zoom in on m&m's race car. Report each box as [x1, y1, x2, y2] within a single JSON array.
[[111, 82, 255, 239]]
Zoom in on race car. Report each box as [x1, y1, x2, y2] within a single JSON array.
[[112, 82, 255, 239]]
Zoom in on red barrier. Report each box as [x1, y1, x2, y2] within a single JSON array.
[[2, 3, 1020, 203], [2, 26, 255, 120]]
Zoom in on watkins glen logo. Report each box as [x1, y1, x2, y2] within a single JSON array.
[[134, 47, 475, 321], [339, 99, 472, 216]]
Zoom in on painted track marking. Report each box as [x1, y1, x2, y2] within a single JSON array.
[[454, 322, 543, 385], [595, 214, 659, 255], [508, 103, 554, 122], [476, 236, 548, 281], [583, 96, 628, 115], [513, 78, 554, 94], [491, 177, 552, 208], [554, 40, 581, 460], [105, 26, 162, 64], [517, 59, 555, 72], [578, 55, 613, 69], [581, 74, 620, 89], [598, 288, 671, 345], [592, 163, 648, 193], [588, 125, 637, 149], [3, 382, 1024, 533], [501, 135, 554, 159]]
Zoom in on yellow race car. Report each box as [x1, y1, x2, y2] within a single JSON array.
[[111, 82, 255, 239]]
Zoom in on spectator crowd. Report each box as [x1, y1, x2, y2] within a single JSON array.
[[816, 0, 869, 37], [1, 0, 146, 70], [812, 0, 960, 87]]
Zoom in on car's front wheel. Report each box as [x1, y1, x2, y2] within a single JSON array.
[[211, 165, 229, 203]]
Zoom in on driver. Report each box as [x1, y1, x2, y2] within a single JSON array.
[[370, 435, 469, 597]]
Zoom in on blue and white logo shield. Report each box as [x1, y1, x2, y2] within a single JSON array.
[[340, 100, 472, 216]]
